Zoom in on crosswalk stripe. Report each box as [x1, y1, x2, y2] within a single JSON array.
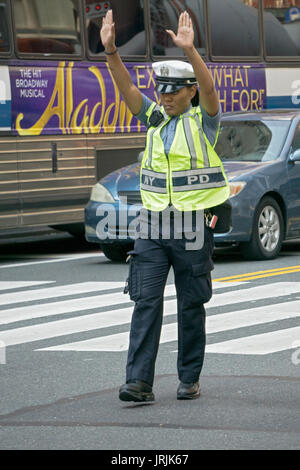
[[37, 299, 300, 352], [1, 282, 299, 345], [0, 291, 232, 346], [0, 283, 175, 325], [1, 280, 299, 355], [207, 282, 300, 308], [0, 281, 243, 326], [205, 326, 300, 355], [0, 281, 125, 307], [1, 304, 176, 348], [0, 281, 53, 291]]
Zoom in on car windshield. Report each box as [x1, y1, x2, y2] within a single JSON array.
[[215, 119, 291, 162]]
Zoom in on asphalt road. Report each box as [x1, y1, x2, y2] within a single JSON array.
[[0, 230, 300, 453]]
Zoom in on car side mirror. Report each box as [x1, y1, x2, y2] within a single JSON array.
[[289, 148, 300, 163]]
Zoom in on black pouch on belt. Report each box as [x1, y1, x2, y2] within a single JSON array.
[[123, 252, 141, 301], [210, 200, 232, 233]]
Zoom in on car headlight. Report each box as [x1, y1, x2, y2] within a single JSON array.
[[90, 183, 115, 203], [229, 181, 246, 198]]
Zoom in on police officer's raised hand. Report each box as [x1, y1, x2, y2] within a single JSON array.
[[167, 10, 219, 116], [100, 9, 116, 53], [99, 9, 143, 116], [166, 11, 194, 51]]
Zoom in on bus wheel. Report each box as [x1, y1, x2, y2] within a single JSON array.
[[240, 197, 284, 261]]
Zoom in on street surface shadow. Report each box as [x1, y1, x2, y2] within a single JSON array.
[[0, 374, 299, 435]]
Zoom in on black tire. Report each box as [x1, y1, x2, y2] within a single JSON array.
[[240, 197, 284, 261], [51, 223, 84, 237], [100, 243, 133, 262]]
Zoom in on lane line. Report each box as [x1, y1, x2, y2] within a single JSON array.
[[219, 268, 300, 282], [0, 253, 101, 269], [214, 265, 300, 282]]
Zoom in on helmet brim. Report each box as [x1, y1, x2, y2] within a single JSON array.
[[155, 77, 197, 94]]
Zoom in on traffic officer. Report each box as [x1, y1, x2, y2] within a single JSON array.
[[100, 10, 229, 401]]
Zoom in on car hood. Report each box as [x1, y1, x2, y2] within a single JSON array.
[[222, 161, 270, 180], [101, 163, 141, 196], [101, 161, 271, 196]]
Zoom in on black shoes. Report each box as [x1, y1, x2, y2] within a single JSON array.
[[119, 379, 200, 401], [177, 381, 200, 400], [119, 380, 155, 402]]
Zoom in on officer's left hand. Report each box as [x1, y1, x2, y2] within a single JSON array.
[[166, 11, 194, 50]]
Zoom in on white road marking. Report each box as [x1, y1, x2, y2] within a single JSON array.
[[206, 282, 300, 308], [0, 286, 230, 345], [0, 281, 53, 291], [0, 282, 290, 325], [0, 281, 124, 307], [0, 253, 101, 269], [205, 326, 300, 355], [0, 281, 246, 325], [0, 280, 299, 356], [37, 298, 300, 352]]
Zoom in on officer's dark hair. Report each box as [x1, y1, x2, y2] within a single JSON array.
[[191, 88, 199, 107]]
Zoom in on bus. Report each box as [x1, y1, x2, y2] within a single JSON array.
[[1, 0, 300, 236]]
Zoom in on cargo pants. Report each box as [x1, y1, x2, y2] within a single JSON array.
[[125, 217, 214, 387]]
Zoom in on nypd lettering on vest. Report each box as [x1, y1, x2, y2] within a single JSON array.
[[144, 175, 155, 185], [172, 167, 226, 192], [141, 168, 167, 194], [188, 174, 209, 185]]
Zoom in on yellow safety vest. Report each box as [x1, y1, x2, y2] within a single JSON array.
[[140, 104, 230, 212]]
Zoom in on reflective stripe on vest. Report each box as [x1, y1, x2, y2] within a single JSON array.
[[145, 103, 169, 169], [183, 113, 209, 168], [194, 114, 210, 166], [147, 120, 167, 168]]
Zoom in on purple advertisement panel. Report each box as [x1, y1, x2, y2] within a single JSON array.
[[9, 61, 266, 136], [208, 64, 266, 113]]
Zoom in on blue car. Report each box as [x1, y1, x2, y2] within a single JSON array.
[[85, 109, 300, 261]]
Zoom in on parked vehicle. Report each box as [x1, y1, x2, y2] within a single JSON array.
[[85, 109, 300, 261]]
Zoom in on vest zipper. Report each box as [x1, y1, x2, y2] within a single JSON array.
[[159, 115, 172, 205], [165, 152, 172, 206]]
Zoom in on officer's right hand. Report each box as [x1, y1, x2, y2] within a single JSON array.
[[100, 10, 116, 52], [166, 11, 194, 51]]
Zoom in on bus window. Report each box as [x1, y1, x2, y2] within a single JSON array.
[[85, 0, 146, 56], [0, 0, 10, 53], [209, 0, 260, 57], [13, 0, 82, 55], [150, 0, 206, 57], [263, 0, 300, 57]]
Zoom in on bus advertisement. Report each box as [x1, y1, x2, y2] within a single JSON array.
[[7, 62, 267, 136]]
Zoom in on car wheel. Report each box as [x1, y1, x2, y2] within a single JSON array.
[[240, 197, 284, 260], [100, 243, 133, 262]]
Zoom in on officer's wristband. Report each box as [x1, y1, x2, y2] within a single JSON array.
[[104, 48, 118, 55]]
